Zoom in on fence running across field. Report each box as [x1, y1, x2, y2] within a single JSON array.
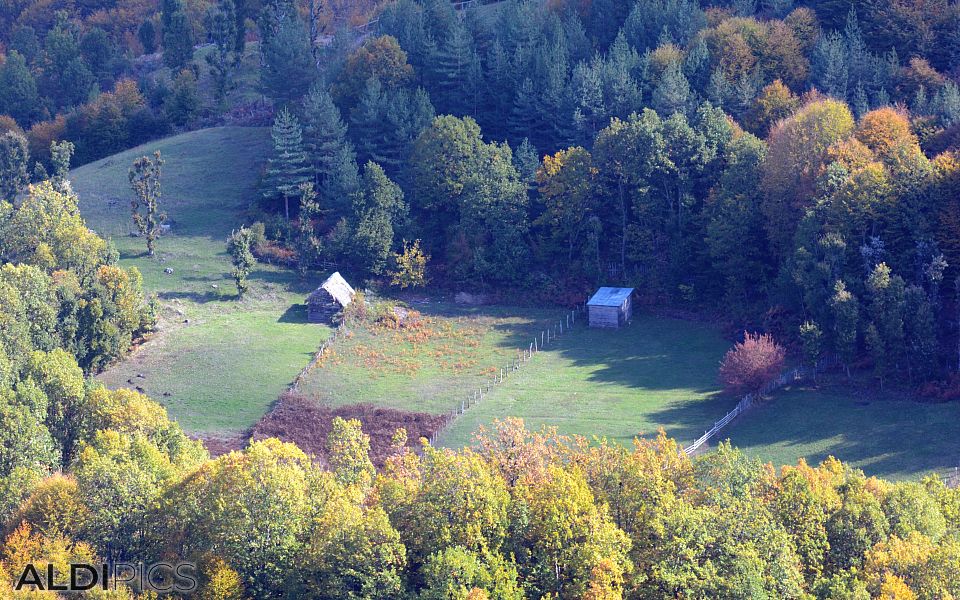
[[682, 356, 838, 456], [428, 302, 588, 446], [289, 323, 346, 393]]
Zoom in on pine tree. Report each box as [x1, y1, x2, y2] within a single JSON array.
[[322, 144, 360, 218], [50, 140, 74, 193], [350, 77, 385, 166], [138, 20, 157, 54], [301, 82, 349, 184], [652, 63, 691, 116], [205, 0, 238, 108], [509, 78, 540, 147], [430, 20, 476, 113], [320, 144, 360, 217], [903, 285, 937, 381], [513, 138, 540, 191], [163, 4, 194, 70], [264, 108, 311, 220], [483, 40, 512, 134], [260, 15, 315, 106], [866, 262, 906, 385], [813, 32, 848, 100]]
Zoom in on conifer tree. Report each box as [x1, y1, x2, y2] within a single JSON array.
[[138, 20, 158, 54], [264, 108, 311, 220], [350, 77, 385, 166], [509, 78, 540, 146], [260, 15, 314, 106], [162, 0, 194, 70], [513, 138, 540, 190], [50, 140, 74, 193], [431, 21, 477, 113], [205, 0, 238, 107], [652, 63, 691, 116], [301, 82, 349, 184], [322, 144, 361, 218]]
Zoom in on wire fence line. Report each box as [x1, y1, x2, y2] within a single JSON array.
[[682, 356, 839, 456], [939, 466, 960, 488], [289, 323, 346, 393], [428, 301, 589, 447]]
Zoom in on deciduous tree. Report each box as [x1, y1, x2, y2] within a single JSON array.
[[718, 332, 786, 395], [128, 150, 166, 256]]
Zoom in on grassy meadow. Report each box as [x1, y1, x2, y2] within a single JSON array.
[[725, 380, 960, 481], [72, 127, 332, 433], [297, 303, 559, 414], [437, 314, 734, 448]]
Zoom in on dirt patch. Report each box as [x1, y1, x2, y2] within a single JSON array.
[[227, 393, 451, 466]]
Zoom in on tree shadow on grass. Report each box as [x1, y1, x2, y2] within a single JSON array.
[[157, 290, 223, 303], [247, 269, 324, 295], [716, 382, 960, 479]]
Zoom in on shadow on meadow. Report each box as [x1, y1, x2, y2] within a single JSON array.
[[722, 380, 960, 479]]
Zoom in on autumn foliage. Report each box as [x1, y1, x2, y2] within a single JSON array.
[[719, 332, 786, 395]]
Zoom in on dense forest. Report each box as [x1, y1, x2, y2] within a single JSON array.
[[246, 0, 960, 389], [2, 0, 960, 597]]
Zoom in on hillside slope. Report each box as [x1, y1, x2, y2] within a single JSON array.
[[72, 127, 331, 433]]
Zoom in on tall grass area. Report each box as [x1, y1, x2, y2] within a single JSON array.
[[297, 303, 559, 414], [72, 127, 332, 433], [438, 314, 733, 448]]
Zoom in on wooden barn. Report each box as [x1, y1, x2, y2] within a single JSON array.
[[307, 272, 355, 323], [587, 287, 635, 329]]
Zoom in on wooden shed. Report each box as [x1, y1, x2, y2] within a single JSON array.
[[587, 287, 634, 328], [307, 272, 355, 323]]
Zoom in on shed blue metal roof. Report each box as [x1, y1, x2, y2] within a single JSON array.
[[587, 287, 634, 307]]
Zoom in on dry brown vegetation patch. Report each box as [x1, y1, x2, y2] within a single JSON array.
[[249, 392, 449, 466]]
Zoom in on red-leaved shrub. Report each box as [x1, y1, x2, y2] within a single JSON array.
[[719, 332, 786, 395]]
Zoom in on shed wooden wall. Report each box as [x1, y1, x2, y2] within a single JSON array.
[[589, 305, 622, 328]]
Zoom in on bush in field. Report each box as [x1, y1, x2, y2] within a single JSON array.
[[719, 332, 785, 395]]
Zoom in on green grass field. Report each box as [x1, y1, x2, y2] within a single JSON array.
[[438, 314, 733, 448], [725, 380, 960, 481], [72, 127, 332, 433], [297, 303, 559, 414]]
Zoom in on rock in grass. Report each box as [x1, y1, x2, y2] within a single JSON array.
[[164, 267, 174, 274]]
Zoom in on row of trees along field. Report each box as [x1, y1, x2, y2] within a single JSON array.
[[250, 1, 960, 388]]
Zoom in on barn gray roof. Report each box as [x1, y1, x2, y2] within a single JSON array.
[[587, 287, 634, 307], [308, 272, 355, 307]]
